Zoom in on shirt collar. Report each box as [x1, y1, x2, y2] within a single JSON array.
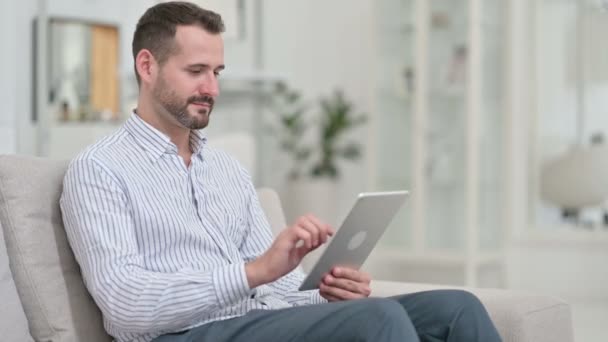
[[124, 112, 207, 162]]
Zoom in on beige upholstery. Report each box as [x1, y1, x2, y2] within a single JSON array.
[[257, 188, 288, 236], [0, 220, 33, 341], [369, 281, 574, 342], [0, 156, 110, 341], [209, 132, 257, 180], [0, 155, 574, 342]]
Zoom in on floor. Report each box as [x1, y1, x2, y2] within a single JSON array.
[[570, 299, 608, 342]]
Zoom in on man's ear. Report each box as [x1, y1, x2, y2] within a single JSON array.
[[135, 49, 157, 85]]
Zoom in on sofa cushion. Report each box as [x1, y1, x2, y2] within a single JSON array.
[[0, 220, 34, 341], [369, 280, 574, 342], [0, 155, 111, 341]]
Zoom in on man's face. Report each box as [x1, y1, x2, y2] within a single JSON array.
[[152, 25, 224, 130]]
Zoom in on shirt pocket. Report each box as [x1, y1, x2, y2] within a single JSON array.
[[223, 213, 246, 247]]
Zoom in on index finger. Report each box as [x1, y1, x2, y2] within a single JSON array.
[[306, 214, 335, 236]]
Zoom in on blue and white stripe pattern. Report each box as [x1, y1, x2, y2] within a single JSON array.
[[60, 113, 325, 342]]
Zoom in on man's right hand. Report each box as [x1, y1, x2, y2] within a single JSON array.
[[245, 214, 334, 288]]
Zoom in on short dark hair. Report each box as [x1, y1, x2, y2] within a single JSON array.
[[132, 1, 225, 85]]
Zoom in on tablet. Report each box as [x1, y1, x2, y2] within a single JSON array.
[[298, 190, 409, 291]]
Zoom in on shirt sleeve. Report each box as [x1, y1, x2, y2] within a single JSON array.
[[237, 168, 328, 306], [60, 158, 254, 334]]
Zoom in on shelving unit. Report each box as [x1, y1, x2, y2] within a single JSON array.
[[369, 0, 508, 287]]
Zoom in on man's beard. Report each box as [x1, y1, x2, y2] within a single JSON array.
[[153, 77, 215, 130]]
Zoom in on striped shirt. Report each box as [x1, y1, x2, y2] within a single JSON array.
[[60, 113, 325, 342]]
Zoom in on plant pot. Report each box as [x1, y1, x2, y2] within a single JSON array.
[[283, 178, 339, 226], [281, 178, 339, 272]]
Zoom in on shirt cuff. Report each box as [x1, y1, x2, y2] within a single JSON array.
[[309, 290, 328, 304], [212, 263, 252, 307]]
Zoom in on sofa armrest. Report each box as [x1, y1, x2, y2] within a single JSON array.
[[371, 280, 574, 342], [257, 188, 288, 237]]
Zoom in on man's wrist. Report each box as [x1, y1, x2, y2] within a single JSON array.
[[245, 257, 271, 288]]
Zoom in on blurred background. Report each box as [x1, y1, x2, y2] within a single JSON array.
[[1, 0, 607, 340]]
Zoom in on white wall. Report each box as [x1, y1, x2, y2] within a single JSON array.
[[263, 0, 374, 105], [0, 0, 18, 154], [12, 0, 38, 156], [14, 0, 159, 156], [261, 0, 375, 222], [536, 2, 608, 152], [3, 0, 375, 223], [15, 0, 257, 157]]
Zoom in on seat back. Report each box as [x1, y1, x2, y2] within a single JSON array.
[[209, 132, 257, 179], [0, 155, 111, 341], [0, 154, 285, 341]]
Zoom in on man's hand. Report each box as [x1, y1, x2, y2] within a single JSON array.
[[319, 267, 372, 302], [246, 215, 334, 288]]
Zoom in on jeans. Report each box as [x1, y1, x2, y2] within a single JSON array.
[[153, 289, 502, 342]]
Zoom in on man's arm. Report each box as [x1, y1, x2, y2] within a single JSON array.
[[237, 171, 328, 305], [61, 158, 254, 334]]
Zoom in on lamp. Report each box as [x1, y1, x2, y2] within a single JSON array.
[[540, 0, 608, 211], [541, 144, 608, 208]]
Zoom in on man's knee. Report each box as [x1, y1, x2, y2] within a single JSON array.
[[443, 290, 484, 310], [344, 298, 409, 325], [367, 298, 409, 321], [433, 290, 500, 340], [426, 289, 483, 312]]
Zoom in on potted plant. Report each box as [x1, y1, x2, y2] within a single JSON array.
[[266, 84, 367, 225], [310, 89, 367, 179], [264, 82, 312, 181]]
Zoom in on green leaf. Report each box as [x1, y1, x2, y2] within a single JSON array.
[[295, 148, 311, 161], [340, 143, 362, 160]]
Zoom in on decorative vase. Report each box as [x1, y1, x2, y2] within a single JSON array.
[[282, 178, 339, 227]]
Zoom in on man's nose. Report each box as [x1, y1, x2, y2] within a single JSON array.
[[199, 73, 219, 97]]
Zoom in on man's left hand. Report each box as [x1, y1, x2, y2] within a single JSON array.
[[319, 267, 372, 302]]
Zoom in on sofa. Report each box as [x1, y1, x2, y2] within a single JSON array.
[[0, 155, 574, 341]]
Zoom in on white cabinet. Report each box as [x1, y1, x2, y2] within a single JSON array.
[[367, 0, 508, 287]]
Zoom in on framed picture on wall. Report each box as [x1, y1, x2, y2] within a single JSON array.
[[32, 17, 120, 123]]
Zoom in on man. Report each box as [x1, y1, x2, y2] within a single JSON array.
[[60, 2, 501, 342]]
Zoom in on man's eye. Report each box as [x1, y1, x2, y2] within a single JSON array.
[[189, 69, 203, 74], [214, 71, 221, 77]]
